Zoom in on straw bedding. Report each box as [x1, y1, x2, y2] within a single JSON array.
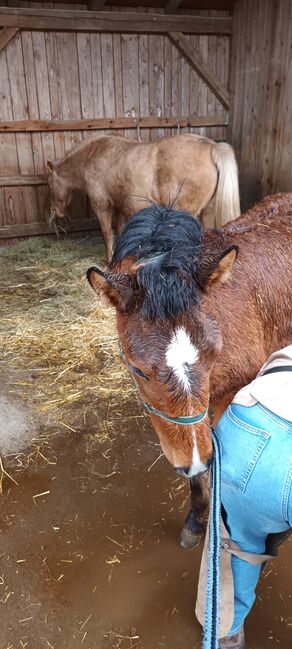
[[0, 236, 135, 460]]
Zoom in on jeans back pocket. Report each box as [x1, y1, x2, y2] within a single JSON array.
[[218, 406, 271, 493]]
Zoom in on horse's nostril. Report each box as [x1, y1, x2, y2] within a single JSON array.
[[175, 466, 190, 477], [206, 456, 213, 469]]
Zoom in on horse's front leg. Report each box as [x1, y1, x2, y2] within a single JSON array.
[[116, 211, 128, 235], [91, 200, 113, 262], [99, 209, 114, 262], [179, 472, 209, 549]]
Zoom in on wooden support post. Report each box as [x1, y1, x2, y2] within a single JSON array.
[[169, 32, 230, 109], [0, 26, 19, 51]]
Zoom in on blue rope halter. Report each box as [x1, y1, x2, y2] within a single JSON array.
[[120, 342, 209, 427], [143, 401, 209, 426]]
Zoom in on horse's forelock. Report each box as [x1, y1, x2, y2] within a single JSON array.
[[111, 205, 203, 266], [110, 206, 206, 320]]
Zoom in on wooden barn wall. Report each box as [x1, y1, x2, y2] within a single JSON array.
[[0, 4, 230, 230], [230, 0, 292, 211]]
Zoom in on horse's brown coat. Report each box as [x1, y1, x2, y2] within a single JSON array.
[[88, 193, 292, 473], [48, 133, 240, 259]]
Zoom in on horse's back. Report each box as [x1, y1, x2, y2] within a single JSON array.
[[88, 133, 218, 216], [76, 132, 239, 229], [224, 193, 292, 236]]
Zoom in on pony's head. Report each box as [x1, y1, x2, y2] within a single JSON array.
[[87, 206, 238, 478], [47, 161, 73, 218]]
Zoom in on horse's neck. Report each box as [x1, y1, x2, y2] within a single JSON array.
[[206, 297, 258, 405], [205, 275, 289, 408], [57, 146, 88, 188]]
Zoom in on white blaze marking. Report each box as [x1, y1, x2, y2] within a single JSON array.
[[190, 430, 207, 476], [165, 327, 199, 391]]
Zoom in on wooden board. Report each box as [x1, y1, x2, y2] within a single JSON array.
[[0, 27, 19, 51], [0, 175, 47, 187], [230, 0, 292, 210], [0, 114, 228, 132], [5, 29, 39, 223], [169, 31, 230, 108], [0, 39, 24, 226], [0, 218, 100, 238], [0, 8, 233, 35], [149, 12, 165, 139]]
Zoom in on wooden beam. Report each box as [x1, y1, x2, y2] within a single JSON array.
[[169, 32, 230, 109], [0, 8, 233, 35], [0, 175, 47, 187], [0, 26, 19, 51], [0, 114, 228, 134], [0, 219, 100, 239], [165, 0, 183, 14]]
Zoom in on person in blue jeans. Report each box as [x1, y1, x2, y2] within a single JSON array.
[[198, 345, 292, 649]]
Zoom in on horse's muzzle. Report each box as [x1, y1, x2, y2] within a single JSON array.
[[175, 466, 190, 478]]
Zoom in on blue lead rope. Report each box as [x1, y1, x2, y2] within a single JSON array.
[[202, 427, 222, 649]]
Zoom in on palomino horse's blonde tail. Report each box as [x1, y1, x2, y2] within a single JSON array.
[[211, 142, 241, 227]]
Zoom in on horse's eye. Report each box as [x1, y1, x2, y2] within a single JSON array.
[[132, 366, 149, 381]]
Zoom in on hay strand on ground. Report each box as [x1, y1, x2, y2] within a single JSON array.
[[0, 236, 135, 454]]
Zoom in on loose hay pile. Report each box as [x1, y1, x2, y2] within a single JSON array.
[[0, 236, 136, 461]]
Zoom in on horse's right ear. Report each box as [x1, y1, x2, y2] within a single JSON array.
[[47, 160, 55, 174], [206, 246, 238, 287], [87, 267, 134, 311]]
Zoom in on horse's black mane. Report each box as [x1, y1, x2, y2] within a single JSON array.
[[110, 205, 207, 321]]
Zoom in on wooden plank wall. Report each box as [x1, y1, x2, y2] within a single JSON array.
[[0, 2, 230, 230], [230, 0, 292, 211]]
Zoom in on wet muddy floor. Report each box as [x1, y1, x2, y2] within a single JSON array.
[[0, 392, 291, 649]]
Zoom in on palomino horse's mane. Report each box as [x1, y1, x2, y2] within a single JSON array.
[[110, 205, 226, 321], [55, 134, 123, 170]]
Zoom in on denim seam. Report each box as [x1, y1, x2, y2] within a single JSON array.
[[282, 461, 292, 523], [257, 403, 292, 432], [227, 408, 271, 438], [225, 408, 271, 493], [242, 438, 269, 493]]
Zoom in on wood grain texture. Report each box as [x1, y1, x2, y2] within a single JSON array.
[[230, 0, 292, 210], [5, 29, 38, 223], [0, 27, 19, 51], [0, 36, 23, 226], [0, 115, 228, 132], [0, 8, 233, 34], [0, 218, 100, 238], [169, 31, 230, 108], [0, 175, 48, 186]]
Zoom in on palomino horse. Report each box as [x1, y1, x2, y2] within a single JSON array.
[[47, 133, 240, 260], [87, 193, 292, 546]]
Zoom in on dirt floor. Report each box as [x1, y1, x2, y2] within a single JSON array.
[[0, 386, 291, 649], [0, 238, 291, 649]]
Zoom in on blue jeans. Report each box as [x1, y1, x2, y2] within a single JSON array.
[[216, 403, 292, 635]]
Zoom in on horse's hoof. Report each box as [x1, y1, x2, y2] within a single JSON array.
[[179, 526, 203, 549]]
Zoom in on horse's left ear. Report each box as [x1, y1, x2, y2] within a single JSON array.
[[87, 267, 134, 310], [207, 246, 238, 286], [47, 160, 55, 175]]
